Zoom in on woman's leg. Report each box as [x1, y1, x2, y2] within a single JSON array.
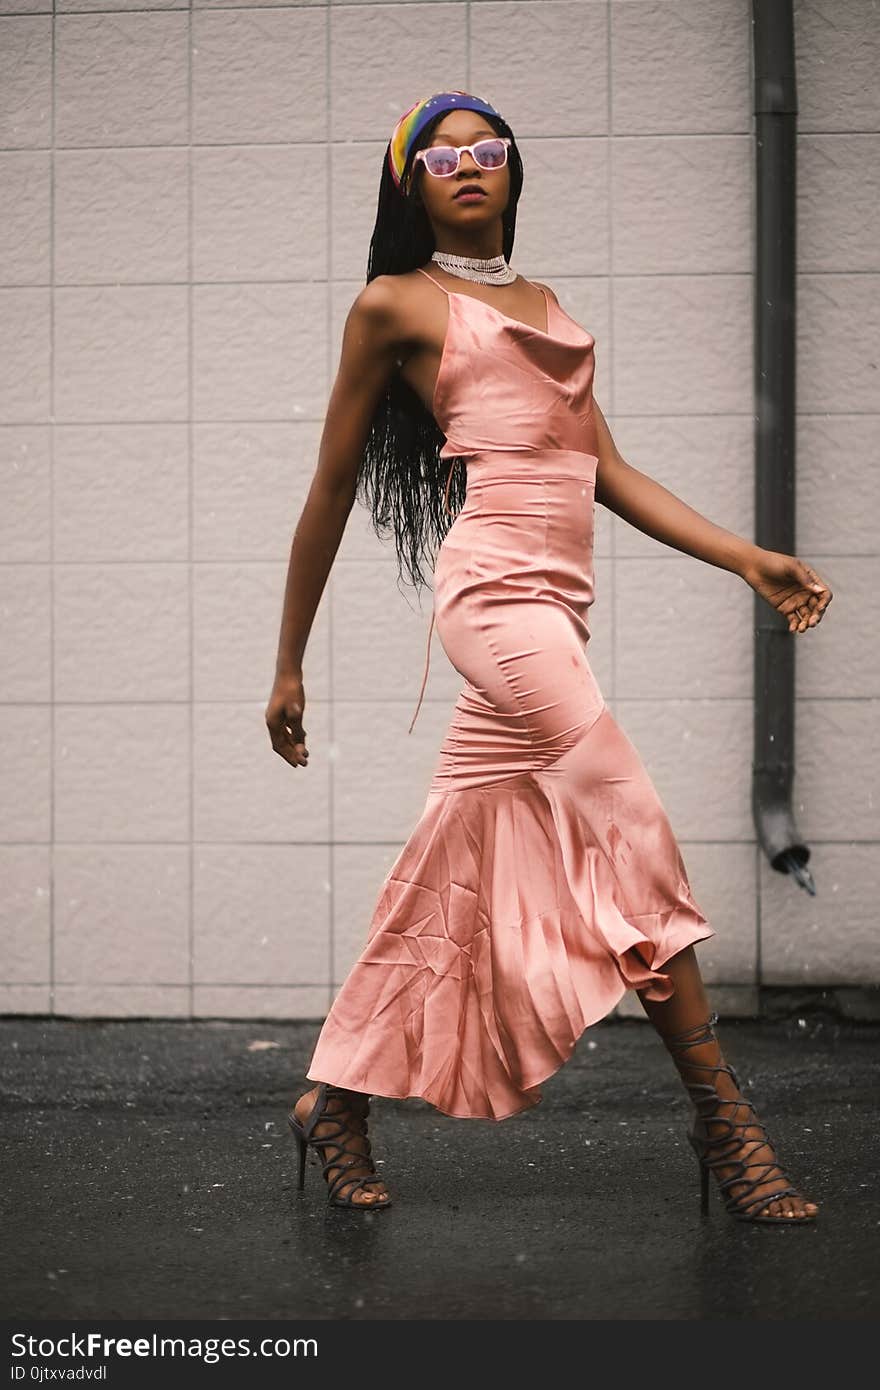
[[636, 946, 818, 1220]]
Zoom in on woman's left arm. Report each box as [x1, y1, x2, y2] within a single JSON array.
[[592, 399, 833, 633]]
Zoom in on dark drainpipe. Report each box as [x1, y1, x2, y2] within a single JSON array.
[[751, 0, 815, 894]]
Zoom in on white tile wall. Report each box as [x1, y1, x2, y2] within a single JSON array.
[[0, 1, 876, 1020]]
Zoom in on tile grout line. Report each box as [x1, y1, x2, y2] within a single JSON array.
[[325, 2, 334, 1016], [49, 0, 57, 1017], [607, 0, 616, 709], [187, 0, 195, 1018]]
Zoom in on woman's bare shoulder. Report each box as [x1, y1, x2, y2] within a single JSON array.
[[347, 272, 430, 345]]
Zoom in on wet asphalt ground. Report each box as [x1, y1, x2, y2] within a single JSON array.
[[1, 1012, 877, 1322]]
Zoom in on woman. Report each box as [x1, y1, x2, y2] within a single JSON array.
[[265, 91, 831, 1222]]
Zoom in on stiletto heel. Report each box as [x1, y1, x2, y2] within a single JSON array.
[[294, 1130, 307, 1191], [287, 1082, 392, 1211], [662, 1012, 818, 1225]]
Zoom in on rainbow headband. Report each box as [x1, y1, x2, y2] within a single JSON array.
[[387, 90, 505, 194]]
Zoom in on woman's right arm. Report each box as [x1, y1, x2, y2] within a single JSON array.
[[266, 276, 403, 769]]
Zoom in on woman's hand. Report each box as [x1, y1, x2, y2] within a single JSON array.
[[742, 549, 833, 633], [266, 672, 309, 768]]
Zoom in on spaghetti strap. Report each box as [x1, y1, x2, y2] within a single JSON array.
[[408, 455, 461, 735], [415, 265, 451, 296], [408, 610, 435, 736]]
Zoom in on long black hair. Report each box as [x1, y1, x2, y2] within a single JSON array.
[[356, 106, 524, 598]]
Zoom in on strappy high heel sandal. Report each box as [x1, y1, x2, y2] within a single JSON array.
[[287, 1082, 392, 1211], [661, 1012, 818, 1225]]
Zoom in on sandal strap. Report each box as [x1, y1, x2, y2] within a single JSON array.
[[660, 1011, 720, 1051]]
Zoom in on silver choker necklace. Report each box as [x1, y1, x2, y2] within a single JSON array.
[[430, 250, 517, 286]]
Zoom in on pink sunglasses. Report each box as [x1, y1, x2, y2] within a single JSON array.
[[413, 136, 511, 179]]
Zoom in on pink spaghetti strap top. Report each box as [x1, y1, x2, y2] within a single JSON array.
[[407, 268, 462, 735]]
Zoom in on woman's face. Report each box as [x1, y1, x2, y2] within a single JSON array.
[[412, 111, 511, 233]]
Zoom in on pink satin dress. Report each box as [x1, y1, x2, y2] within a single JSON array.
[[305, 267, 715, 1121]]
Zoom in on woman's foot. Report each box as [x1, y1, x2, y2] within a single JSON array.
[[292, 1084, 391, 1209], [638, 951, 818, 1221], [661, 1015, 819, 1221]]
